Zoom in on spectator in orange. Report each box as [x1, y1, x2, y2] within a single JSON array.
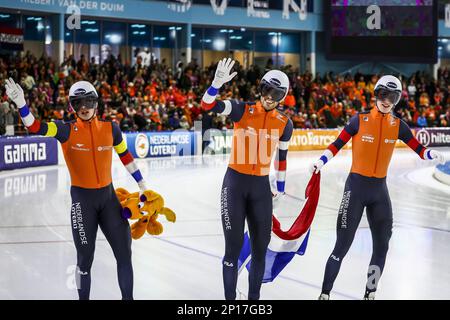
[[112, 80, 120, 95], [419, 92, 429, 107], [357, 76, 366, 90], [284, 88, 296, 109], [186, 89, 196, 101], [127, 82, 136, 98], [291, 111, 305, 128]]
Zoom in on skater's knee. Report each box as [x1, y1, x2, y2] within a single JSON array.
[[386, 228, 393, 240], [223, 244, 241, 264], [250, 247, 268, 265], [113, 245, 132, 263], [224, 241, 243, 261], [222, 257, 238, 270], [329, 253, 344, 263], [248, 234, 270, 261], [373, 233, 391, 254], [331, 242, 352, 259], [117, 256, 132, 269], [373, 241, 390, 256], [223, 248, 241, 261]]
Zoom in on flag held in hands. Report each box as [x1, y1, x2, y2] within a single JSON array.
[[238, 172, 320, 283]]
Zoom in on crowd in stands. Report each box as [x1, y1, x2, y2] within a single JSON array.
[[1, 51, 449, 136]]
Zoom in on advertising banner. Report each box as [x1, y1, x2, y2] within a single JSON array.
[[414, 127, 450, 148], [203, 129, 233, 155], [289, 129, 343, 151], [0, 136, 58, 171], [203, 128, 413, 155], [0, 26, 24, 51], [289, 129, 408, 151], [125, 131, 197, 159]]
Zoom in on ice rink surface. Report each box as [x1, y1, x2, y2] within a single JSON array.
[[1, 147, 450, 300]]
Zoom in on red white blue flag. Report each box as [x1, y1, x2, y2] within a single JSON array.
[[238, 172, 320, 282]]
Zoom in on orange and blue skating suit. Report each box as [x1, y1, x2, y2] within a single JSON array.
[[201, 84, 293, 300], [320, 107, 432, 296]]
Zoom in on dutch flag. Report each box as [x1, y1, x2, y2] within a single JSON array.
[[237, 172, 321, 282]]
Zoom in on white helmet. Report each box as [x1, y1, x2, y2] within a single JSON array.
[[68, 81, 98, 112], [259, 70, 290, 102], [374, 75, 402, 105]]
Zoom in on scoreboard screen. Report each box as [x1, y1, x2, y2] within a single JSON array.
[[325, 0, 437, 63]]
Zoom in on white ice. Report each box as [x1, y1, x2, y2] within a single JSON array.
[[0, 147, 450, 300]]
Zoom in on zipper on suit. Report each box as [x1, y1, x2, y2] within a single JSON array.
[[89, 121, 100, 186], [253, 111, 269, 175], [373, 113, 385, 176]]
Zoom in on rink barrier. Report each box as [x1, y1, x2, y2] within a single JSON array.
[[203, 128, 408, 154], [56, 131, 199, 167], [286, 127, 450, 151], [0, 136, 58, 171], [434, 161, 450, 186], [3, 128, 450, 171], [410, 127, 450, 187], [203, 128, 450, 154]]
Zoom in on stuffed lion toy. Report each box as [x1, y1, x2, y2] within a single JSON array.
[[115, 188, 176, 240]]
